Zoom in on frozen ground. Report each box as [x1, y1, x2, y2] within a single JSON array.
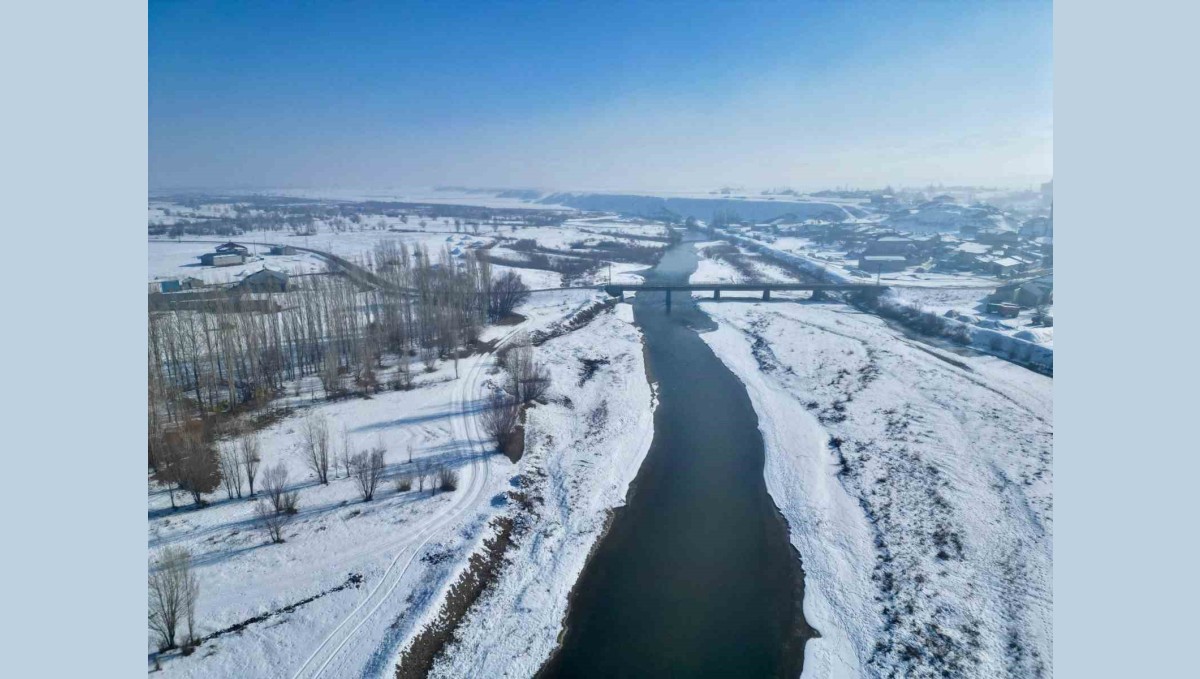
[[695, 297, 1052, 678]]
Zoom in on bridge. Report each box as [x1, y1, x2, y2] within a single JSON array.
[[602, 282, 888, 309]]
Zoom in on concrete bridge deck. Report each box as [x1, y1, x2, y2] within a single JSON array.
[[603, 282, 887, 305]]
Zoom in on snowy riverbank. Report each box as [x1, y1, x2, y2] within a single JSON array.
[[696, 296, 1052, 678], [427, 302, 657, 677]]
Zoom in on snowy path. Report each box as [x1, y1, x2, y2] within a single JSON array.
[[293, 326, 528, 679]]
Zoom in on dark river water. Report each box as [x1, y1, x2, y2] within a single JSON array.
[[539, 237, 817, 678]]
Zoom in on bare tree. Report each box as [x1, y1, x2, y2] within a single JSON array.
[[503, 343, 550, 404], [300, 414, 331, 484], [488, 270, 530, 320], [254, 499, 290, 543], [218, 445, 244, 499], [148, 547, 199, 651], [320, 350, 343, 398], [171, 422, 220, 506], [480, 390, 521, 452], [351, 446, 386, 501], [262, 463, 299, 514], [238, 434, 261, 496], [339, 427, 355, 479]]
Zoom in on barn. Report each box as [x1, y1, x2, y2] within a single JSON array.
[[237, 268, 289, 293]]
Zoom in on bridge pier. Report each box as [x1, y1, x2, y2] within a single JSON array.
[[665, 289, 672, 311], [713, 289, 721, 300], [762, 289, 771, 301]]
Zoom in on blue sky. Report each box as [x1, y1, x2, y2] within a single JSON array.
[[150, 0, 1052, 191]]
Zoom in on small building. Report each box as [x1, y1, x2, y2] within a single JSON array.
[[864, 236, 914, 258], [198, 252, 245, 267], [268, 244, 297, 256], [215, 242, 250, 256], [237, 268, 289, 293], [151, 276, 204, 293], [947, 241, 992, 269], [991, 257, 1026, 278], [859, 255, 908, 274]]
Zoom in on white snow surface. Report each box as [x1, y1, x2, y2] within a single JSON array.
[[695, 299, 1052, 678], [149, 293, 655, 679], [428, 301, 656, 677]]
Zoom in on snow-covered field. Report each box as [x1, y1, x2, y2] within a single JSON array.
[[149, 351, 509, 677], [695, 298, 1052, 678], [148, 241, 328, 285], [149, 285, 655, 678], [149, 206, 1051, 678]]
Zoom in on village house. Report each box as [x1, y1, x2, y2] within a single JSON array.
[[198, 252, 245, 266], [990, 257, 1027, 278], [268, 244, 297, 255], [859, 255, 908, 274], [943, 241, 992, 270], [198, 242, 249, 267], [991, 276, 1053, 308], [237, 268, 289, 293]]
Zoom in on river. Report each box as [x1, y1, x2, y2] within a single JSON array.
[[539, 236, 817, 678]]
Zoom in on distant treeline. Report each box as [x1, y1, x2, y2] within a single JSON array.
[[149, 196, 570, 238]]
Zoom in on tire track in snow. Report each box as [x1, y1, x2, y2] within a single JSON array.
[[292, 325, 527, 679]]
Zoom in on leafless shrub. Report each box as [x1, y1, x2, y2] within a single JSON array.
[[301, 414, 331, 484], [262, 463, 299, 514], [437, 467, 459, 492], [254, 499, 290, 543], [148, 547, 199, 651], [167, 421, 220, 506], [479, 390, 521, 452], [396, 359, 415, 390], [394, 474, 413, 492], [351, 446, 386, 501]]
